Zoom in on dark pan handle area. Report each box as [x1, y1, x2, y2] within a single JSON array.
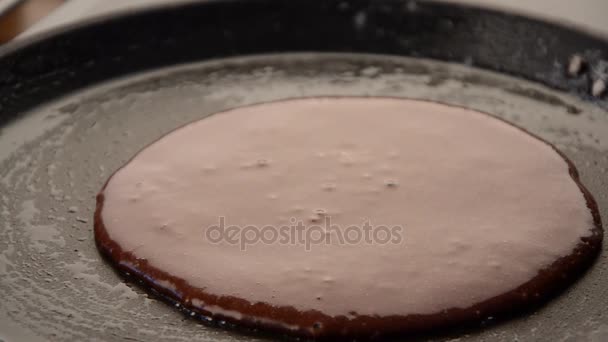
[[0, 0, 607, 127]]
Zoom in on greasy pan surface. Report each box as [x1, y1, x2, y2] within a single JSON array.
[[1, 0, 607, 341]]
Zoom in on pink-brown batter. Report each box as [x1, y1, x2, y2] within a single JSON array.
[[95, 97, 602, 339]]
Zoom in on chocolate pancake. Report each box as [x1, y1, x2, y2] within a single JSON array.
[[95, 97, 602, 340]]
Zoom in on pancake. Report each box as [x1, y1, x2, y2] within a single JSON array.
[[94, 97, 602, 340]]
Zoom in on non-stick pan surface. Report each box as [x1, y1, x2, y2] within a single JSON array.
[[1, 1, 607, 341]]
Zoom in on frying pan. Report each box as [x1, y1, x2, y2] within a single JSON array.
[[0, 0, 23, 18], [1, 0, 607, 341]]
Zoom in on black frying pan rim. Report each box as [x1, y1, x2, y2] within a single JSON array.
[[0, 0, 607, 131]]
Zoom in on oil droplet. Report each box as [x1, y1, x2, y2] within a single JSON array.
[[568, 55, 584, 76], [353, 11, 366, 30], [592, 79, 606, 97], [384, 179, 399, 188], [405, 0, 417, 12], [256, 159, 270, 167], [321, 183, 337, 192], [313, 208, 327, 216], [360, 66, 381, 77]]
